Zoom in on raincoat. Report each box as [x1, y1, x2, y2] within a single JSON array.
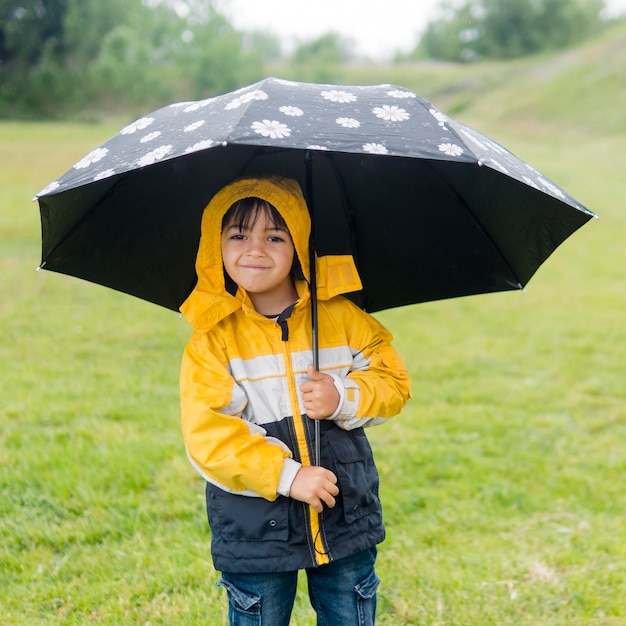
[[180, 176, 411, 573]]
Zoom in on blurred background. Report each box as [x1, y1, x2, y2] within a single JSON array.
[[1, 0, 624, 119]]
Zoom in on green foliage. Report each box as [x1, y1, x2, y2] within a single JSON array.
[[244, 30, 283, 63], [172, 5, 264, 100], [0, 0, 266, 118], [0, 0, 69, 114], [90, 25, 166, 109], [288, 32, 355, 83], [416, 0, 606, 62]]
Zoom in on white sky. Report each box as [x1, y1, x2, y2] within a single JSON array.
[[216, 0, 626, 60]]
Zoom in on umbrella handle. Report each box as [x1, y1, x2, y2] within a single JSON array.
[[305, 152, 321, 467]]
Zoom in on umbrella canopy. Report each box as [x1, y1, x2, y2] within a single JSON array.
[[35, 77, 595, 313]]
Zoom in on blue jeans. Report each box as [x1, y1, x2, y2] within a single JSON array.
[[217, 548, 379, 626]]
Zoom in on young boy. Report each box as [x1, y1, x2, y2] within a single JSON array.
[[179, 175, 411, 625]]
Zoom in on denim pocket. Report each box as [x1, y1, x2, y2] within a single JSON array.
[[217, 577, 261, 613], [355, 567, 381, 600], [354, 568, 380, 626]]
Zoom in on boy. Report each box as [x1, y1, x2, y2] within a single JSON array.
[[179, 175, 411, 625]]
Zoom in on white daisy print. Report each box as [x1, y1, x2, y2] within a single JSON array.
[[120, 117, 154, 134], [224, 99, 241, 111], [74, 147, 109, 169], [225, 89, 269, 110], [438, 143, 464, 156], [184, 139, 216, 154], [244, 90, 268, 102], [373, 105, 410, 122], [251, 120, 291, 139], [336, 117, 360, 128], [140, 131, 162, 143], [183, 98, 215, 113], [363, 143, 388, 154], [321, 90, 357, 103], [94, 169, 116, 181], [306, 145, 330, 151], [279, 105, 304, 116], [184, 120, 206, 132], [137, 145, 173, 167], [429, 109, 449, 127], [35, 180, 60, 198], [387, 89, 416, 99]]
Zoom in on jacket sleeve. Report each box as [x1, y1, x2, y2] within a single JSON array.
[[330, 302, 412, 430], [180, 332, 294, 501]]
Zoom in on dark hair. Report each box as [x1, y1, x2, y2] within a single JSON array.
[[221, 197, 304, 288], [222, 197, 288, 233]]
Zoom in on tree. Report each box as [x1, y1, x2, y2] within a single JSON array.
[[0, 0, 70, 112], [416, 0, 605, 62], [173, 5, 264, 99], [288, 32, 354, 83], [0, 0, 267, 117], [0, 0, 140, 115]]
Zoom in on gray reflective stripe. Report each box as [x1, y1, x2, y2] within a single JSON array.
[[226, 346, 365, 425]]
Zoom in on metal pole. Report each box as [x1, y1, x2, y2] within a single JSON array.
[[304, 151, 321, 466]]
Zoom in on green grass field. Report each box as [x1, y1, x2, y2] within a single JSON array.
[[1, 27, 625, 624]]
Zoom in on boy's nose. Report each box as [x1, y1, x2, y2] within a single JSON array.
[[246, 238, 266, 255]]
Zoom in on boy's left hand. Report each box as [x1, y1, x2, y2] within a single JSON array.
[[301, 365, 340, 420]]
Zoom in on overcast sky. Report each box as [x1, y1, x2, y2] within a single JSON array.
[[215, 0, 626, 60]]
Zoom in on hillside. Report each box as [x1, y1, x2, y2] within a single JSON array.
[[324, 20, 626, 137]]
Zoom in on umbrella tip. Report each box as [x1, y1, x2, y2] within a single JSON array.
[[35, 261, 47, 272]]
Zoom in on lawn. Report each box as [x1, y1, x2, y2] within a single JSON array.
[[1, 111, 624, 624]]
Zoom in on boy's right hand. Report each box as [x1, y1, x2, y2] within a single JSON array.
[[289, 466, 339, 513]]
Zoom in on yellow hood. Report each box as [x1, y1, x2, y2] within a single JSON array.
[[180, 175, 362, 330]]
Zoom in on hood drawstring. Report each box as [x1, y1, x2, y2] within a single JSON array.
[[276, 303, 295, 341]]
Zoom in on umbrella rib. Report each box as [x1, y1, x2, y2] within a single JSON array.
[[427, 161, 524, 290], [41, 177, 127, 266]]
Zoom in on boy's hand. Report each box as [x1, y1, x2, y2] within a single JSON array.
[[301, 364, 340, 420], [289, 466, 339, 513]]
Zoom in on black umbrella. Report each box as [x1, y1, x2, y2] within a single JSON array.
[[35, 77, 595, 316], [37, 78, 593, 312], [36, 77, 595, 466]]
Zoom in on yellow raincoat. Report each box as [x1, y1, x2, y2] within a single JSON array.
[[180, 176, 410, 573]]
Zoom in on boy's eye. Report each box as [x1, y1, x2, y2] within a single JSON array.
[[268, 235, 285, 242]]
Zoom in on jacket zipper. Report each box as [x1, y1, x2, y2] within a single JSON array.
[[280, 330, 330, 566]]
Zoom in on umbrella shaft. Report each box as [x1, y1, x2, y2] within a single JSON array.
[[305, 152, 321, 467]]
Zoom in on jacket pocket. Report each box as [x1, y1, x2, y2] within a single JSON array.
[[207, 484, 289, 542], [326, 428, 381, 524]]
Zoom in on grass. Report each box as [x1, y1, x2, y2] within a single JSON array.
[[2, 32, 626, 623]]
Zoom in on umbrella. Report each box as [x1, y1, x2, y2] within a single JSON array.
[[35, 76, 595, 316]]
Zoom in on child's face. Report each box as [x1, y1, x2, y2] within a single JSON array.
[[221, 207, 296, 305]]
